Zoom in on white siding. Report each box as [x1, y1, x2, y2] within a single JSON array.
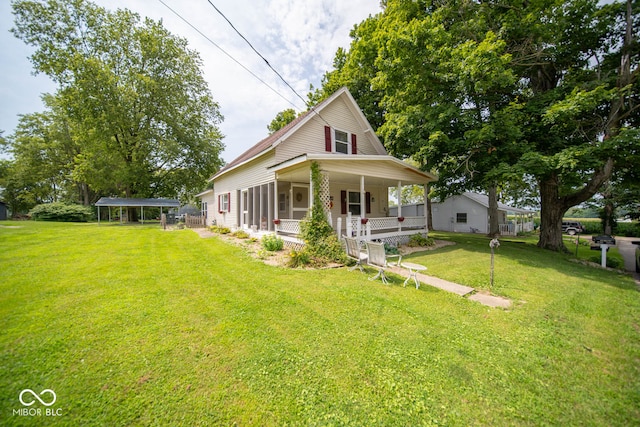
[[200, 191, 216, 226], [213, 152, 275, 228], [275, 94, 384, 164], [431, 196, 489, 233]]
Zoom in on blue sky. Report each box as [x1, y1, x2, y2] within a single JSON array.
[[0, 0, 381, 163]]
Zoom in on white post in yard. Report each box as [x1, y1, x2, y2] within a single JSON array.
[[346, 212, 352, 237], [601, 244, 608, 268]]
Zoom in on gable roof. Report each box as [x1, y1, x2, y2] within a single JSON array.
[[462, 192, 534, 214], [212, 87, 385, 181]]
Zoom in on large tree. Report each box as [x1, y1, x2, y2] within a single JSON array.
[[316, 0, 638, 251], [11, 0, 225, 206]]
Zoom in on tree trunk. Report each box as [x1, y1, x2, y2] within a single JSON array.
[[537, 174, 569, 252], [487, 185, 500, 237]]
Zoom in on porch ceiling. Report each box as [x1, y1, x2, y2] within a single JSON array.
[[271, 154, 437, 187]]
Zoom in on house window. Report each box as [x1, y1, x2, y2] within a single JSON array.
[[456, 213, 467, 223], [335, 130, 349, 154], [348, 191, 361, 215], [278, 193, 286, 212], [201, 202, 207, 219], [219, 193, 230, 213]]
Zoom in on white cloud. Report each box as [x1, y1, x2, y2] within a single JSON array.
[[0, 0, 381, 163]]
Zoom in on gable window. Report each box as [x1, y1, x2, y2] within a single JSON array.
[[324, 126, 357, 154], [456, 213, 467, 223], [335, 130, 349, 154]]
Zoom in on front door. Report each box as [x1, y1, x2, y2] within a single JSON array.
[[291, 184, 309, 220]]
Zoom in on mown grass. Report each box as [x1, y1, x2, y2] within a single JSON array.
[[1, 222, 639, 426]]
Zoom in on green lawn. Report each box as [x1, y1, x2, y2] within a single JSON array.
[[1, 222, 639, 426]]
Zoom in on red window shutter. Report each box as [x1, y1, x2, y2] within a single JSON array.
[[217, 194, 222, 213], [366, 192, 371, 214], [324, 126, 332, 152], [227, 192, 231, 212], [341, 190, 347, 215], [351, 134, 357, 154]]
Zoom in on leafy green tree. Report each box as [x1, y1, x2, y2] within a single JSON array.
[[267, 109, 298, 134], [316, 0, 638, 251], [11, 0, 225, 209], [510, 0, 638, 251]]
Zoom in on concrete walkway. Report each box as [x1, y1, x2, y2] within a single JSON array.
[[388, 265, 512, 309], [615, 236, 640, 286]]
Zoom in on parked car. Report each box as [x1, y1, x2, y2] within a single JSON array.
[[562, 221, 585, 235]]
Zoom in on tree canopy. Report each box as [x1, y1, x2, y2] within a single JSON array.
[[313, 0, 639, 251], [7, 0, 225, 209]]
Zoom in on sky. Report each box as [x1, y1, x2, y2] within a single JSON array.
[[0, 0, 382, 164]]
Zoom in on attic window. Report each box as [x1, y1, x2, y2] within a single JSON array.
[[324, 126, 357, 154], [335, 130, 349, 154]]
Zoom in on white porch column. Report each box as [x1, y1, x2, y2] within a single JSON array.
[[346, 212, 352, 237], [396, 181, 402, 218], [309, 169, 314, 210], [423, 184, 429, 233], [273, 178, 279, 234], [360, 175, 365, 219]]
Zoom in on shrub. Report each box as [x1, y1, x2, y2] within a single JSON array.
[[209, 225, 231, 234], [232, 230, 250, 239], [296, 161, 345, 266], [30, 202, 93, 222], [287, 249, 310, 268], [384, 243, 400, 255], [588, 256, 622, 269], [407, 234, 435, 247], [261, 234, 284, 251]]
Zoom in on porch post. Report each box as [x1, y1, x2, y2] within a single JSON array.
[[423, 184, 429, 234], [309, 169, 314, 210], [396, 181, 402, 218], [360, 175, 365, 219], [273, 178, 279, 234]]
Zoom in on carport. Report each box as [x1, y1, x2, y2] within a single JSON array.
[[95, 197, 180, 224]]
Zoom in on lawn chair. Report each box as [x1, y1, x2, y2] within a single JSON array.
[[366, 241, 401, 284], [344, 236, 367, 272]]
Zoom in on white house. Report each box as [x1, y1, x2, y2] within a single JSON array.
[[199, 87, 437, 245], [427, 192, 535, 235]]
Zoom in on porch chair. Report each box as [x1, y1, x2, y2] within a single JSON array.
[[344, 236, 367, 272], [366, 241, 401, 284]]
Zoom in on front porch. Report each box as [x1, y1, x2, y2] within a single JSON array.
[[269, 154, 436, 246], [276, 212, 428, 246]]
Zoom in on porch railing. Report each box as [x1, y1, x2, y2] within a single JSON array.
[[499, 221, 535, 236], [275, 213, 428, 246]]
